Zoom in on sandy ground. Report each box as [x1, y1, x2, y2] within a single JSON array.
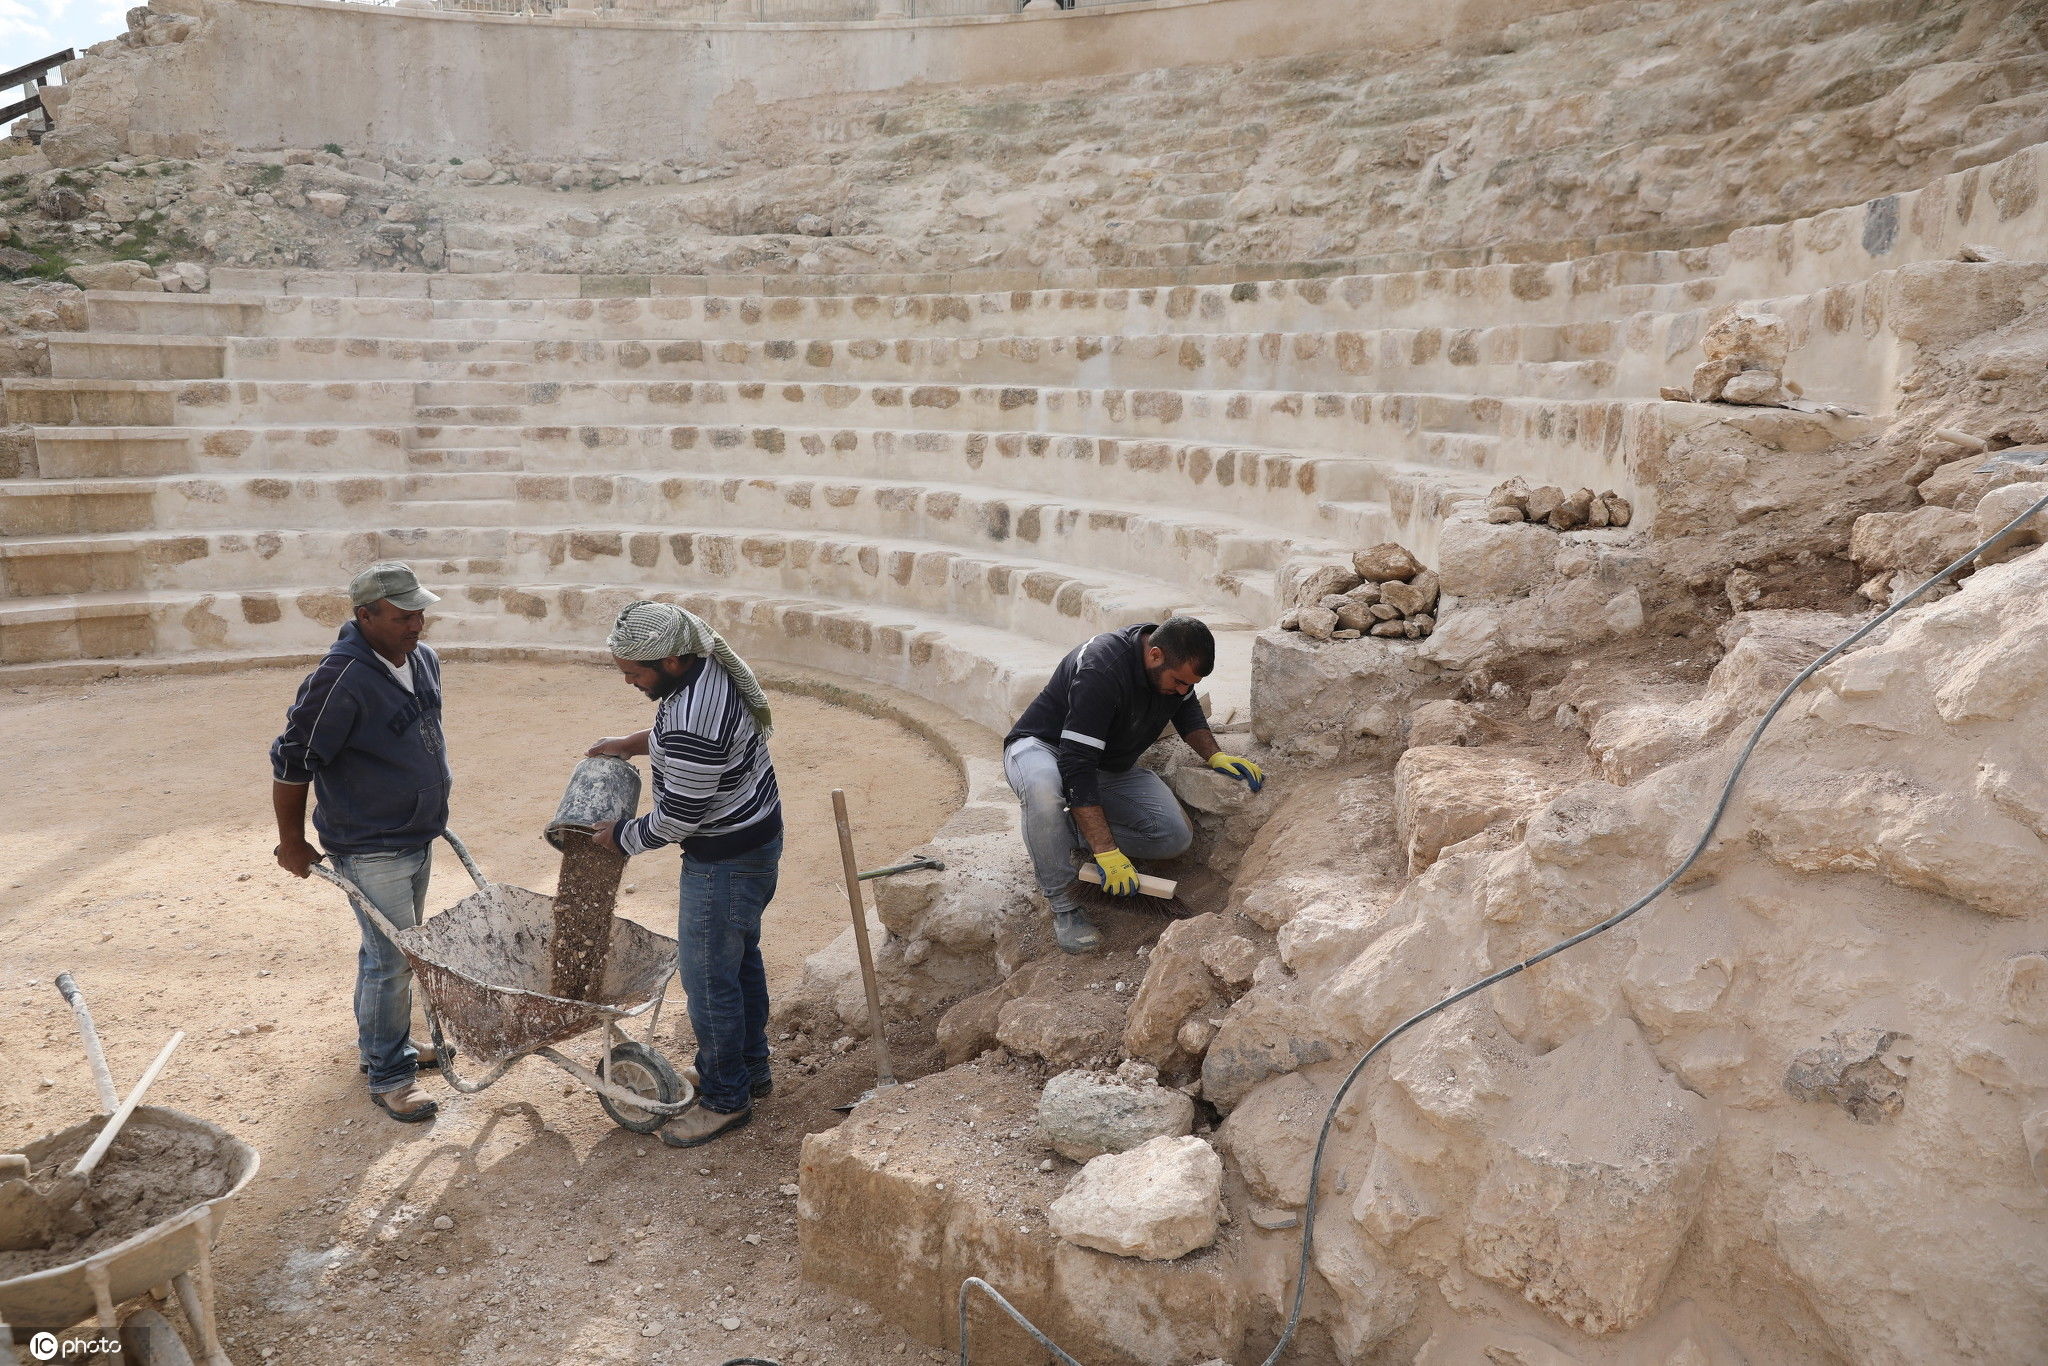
[[0, 660, 967, 1364]]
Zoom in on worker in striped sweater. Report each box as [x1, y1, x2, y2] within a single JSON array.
[[588, 601, 783, 1149]]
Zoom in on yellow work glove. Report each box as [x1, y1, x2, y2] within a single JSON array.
[[1093, 849, 1140, 897], [1208, 752, 1265, 793]]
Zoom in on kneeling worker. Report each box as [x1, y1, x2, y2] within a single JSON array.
[[1004, 616, 1263, 953], [589, 601, 782, 1148]]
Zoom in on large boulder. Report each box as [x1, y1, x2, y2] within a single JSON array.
[[1047, 1136, 1224, 1261], [1463, 1018, 1718, 1335], [1037, 1067, 1196, 1163], [1214, 1071, 1326, 1207], [1250, 630, 1440, 763], [1434, 518, 1557, 599], [1393, 745, 1562, 872]]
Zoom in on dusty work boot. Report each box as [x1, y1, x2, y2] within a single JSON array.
[[1052, 908, 1103, 954], [371, 1084, 439, 1124], [659, 1103, 752, 1148], [359, 1041, 440, 1074], [683, 1064, 772, 1099]]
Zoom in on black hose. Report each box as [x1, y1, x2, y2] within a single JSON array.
[[954, 486, 2048, 1365]]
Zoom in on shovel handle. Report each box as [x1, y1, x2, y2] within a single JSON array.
[[72, 1030, 183, 1181], [56, 972, 119, 1112], [832, 789, 896, 1089]]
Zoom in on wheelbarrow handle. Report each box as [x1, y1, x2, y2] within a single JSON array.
[[441, 830, 491, 895], [307, 863, 407, 943]]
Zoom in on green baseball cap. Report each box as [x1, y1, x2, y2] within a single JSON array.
[[348, 561, 440, 611]]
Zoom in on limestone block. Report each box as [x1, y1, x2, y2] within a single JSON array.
[[1719, 369, 1788, 406], [1394, 745, 1559, 873], [1036, 1068, 1195, 1163], [66, 260, 155, 291], [1123, 913, 1233, 1076], [1407, 699, 1484, 748], [1784, 1027, 1911, 1122], [1291, 562, 1362, 608], [1201, 980, 1332, 1113], [1975, 478, 2048, 556], [1353, 543, 1424, 583], [996, 994, 1119, 1068], [1849, 505, 1979, 575], [1917, 446, 2048, 510], [1699, 307, 1788, 369], [1215, 1071, 1325, 1207], [1275, 897, 1389, 982], [1250, 630, 1437, 763], [1047, 1136, 1223, 1261], [306, 190, 348, 218], [1435, 519, 1556, 600], [564, 208, 604, 237], [1464, 1018, 1718, 1336], [1297, 606, 1338, 641], [1380, 573, 1439, 617]]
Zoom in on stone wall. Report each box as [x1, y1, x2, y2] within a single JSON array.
[[43, 0, 1610, 167]]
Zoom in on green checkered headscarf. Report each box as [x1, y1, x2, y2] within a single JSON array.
[[606, 601, 773, 738]]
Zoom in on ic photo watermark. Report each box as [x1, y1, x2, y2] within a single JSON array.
[[26, 1331, 122, 1361]]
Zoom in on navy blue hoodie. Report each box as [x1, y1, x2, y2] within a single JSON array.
[[270, 622, 451, 855]]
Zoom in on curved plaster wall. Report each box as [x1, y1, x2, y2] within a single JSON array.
[[99, 0, 1606, 164]]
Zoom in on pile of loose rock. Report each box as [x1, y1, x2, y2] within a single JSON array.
[[1278, 542, 1438, 641], [1483, 476, 1633, 530], [1665, 306, 1802, 407]]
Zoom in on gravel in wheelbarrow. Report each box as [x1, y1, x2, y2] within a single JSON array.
[[406, 881, 676, 1071]]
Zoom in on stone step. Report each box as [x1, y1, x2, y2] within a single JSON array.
[[48, 335, 226, 382], [67, 319, 1687, 399], [0, 470, 1349, 620], [6, 380, 417, 428], [405, 447, 525, 471], [30, 425, 415, 479]]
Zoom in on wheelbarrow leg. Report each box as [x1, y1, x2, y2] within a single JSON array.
[[172, 1210, 232, 1366]]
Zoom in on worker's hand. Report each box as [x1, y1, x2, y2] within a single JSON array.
[[274, 838, 321, 879], [1207, 752, 1264, 793], [1093, 849, 1140, 897], [586, 736, 639, 759], [591, 820, 624, 855]]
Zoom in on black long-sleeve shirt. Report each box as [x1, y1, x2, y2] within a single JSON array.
[[1005, 624, 1208, 808]]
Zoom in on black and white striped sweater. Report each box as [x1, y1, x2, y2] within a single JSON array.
[[619, 658, 782, 859]]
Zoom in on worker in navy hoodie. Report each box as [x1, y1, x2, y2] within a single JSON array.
[[270, 563, 451, 1123]]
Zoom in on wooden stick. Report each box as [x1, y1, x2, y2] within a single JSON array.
[[1077, 863, 1180, 899], [72, 1030, 182, 1181], [831, 789, 896, 1091], [57, 971, 118, 1112]]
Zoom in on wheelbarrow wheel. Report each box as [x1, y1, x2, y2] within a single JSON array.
[[598, 1042, 682, 1133]]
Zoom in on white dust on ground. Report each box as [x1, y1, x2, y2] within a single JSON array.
[[0, 659, 964, 1364]]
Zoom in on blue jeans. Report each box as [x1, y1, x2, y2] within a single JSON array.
[[331, 845, 432, 1095], [678, 833, 781, 1113], [1003, 737, 1193, 915]]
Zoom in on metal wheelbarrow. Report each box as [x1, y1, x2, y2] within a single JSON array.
[[311, 831, 694, 1132]]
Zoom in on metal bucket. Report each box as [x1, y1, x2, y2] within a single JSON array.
[[544, 755, 642, 850]]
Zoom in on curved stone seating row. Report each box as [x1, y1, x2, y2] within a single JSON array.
[[0, 522, 1216, 651], [9, 377, 1641, 515], [47, 321, 1656, 402], [0, 472, 1308, 619], [0, 579, 1080, 735], [18, 420, 1449, 559], [68, 139, 2047, 349]]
